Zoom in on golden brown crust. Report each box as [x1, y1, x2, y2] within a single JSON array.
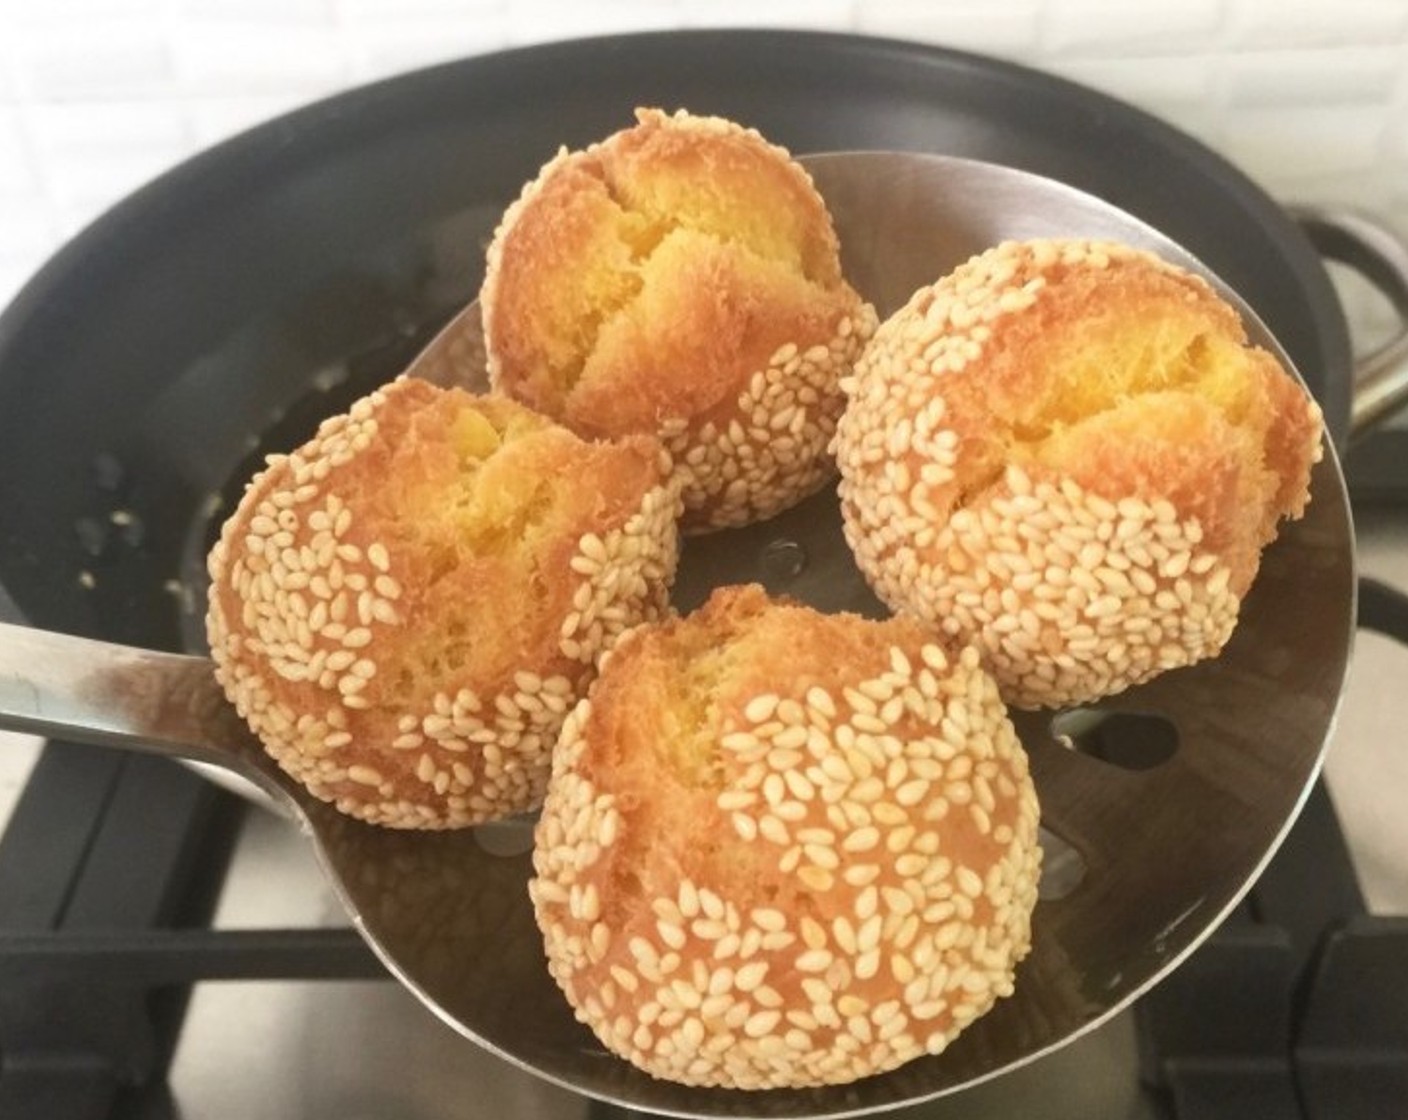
[[834, 239, 1324, 709], [482, 107, 877, 533], [205, 376, 681, 828], [531, 584, 1041, 1089]]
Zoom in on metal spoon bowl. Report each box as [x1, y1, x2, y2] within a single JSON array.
[[0, 152, 1355, 1118]]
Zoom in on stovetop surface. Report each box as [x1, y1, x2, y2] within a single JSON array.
[[1321, 506, 1408, 917]]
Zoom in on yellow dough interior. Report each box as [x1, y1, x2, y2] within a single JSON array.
[[1010, 309, 1261, 451], [370, 395, 641, 702], [522, 163, 837, 412], [657, 639, 730, 790], [443, 405, 559, 555]]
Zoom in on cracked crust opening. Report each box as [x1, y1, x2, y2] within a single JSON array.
[[482, 107, 876, 533]]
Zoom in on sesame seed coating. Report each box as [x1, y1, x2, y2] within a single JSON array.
[[207, 376, 681, 828], [833, 238, 1324, 708], [530, 584, 1041, 1089], [481, 107, 877, 533]]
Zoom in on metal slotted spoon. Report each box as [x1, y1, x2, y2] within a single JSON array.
[[0, 152, 1354, 1119]]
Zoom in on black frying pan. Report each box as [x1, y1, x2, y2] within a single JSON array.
[[0, 29, 1375, 654]]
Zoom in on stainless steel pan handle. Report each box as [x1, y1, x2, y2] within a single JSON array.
[[1293, 206, 1408, 441]]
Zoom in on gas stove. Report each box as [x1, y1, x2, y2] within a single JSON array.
[[1, 442, 1405, 1120]]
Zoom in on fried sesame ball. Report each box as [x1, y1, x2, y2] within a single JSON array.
[[206, 376, 681, 829], [530, 584, 1041, 1089], [481, 107, 877, 534], [834, 238, 1324, 710]]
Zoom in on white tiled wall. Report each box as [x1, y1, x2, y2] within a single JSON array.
[[0, 0, 1406, 312]]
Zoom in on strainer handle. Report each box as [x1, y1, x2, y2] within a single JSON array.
[[0, 620, 267, 787]]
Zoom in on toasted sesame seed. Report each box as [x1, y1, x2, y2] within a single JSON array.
[[744, 694, 780, 723]]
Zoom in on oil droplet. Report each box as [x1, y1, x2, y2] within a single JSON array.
[[110, 509, 145, 548], [91, 452, 126, 493], [74, 517, 109, 558], [760, 538, 807, 583], [1037, 826, 1086, 900]]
